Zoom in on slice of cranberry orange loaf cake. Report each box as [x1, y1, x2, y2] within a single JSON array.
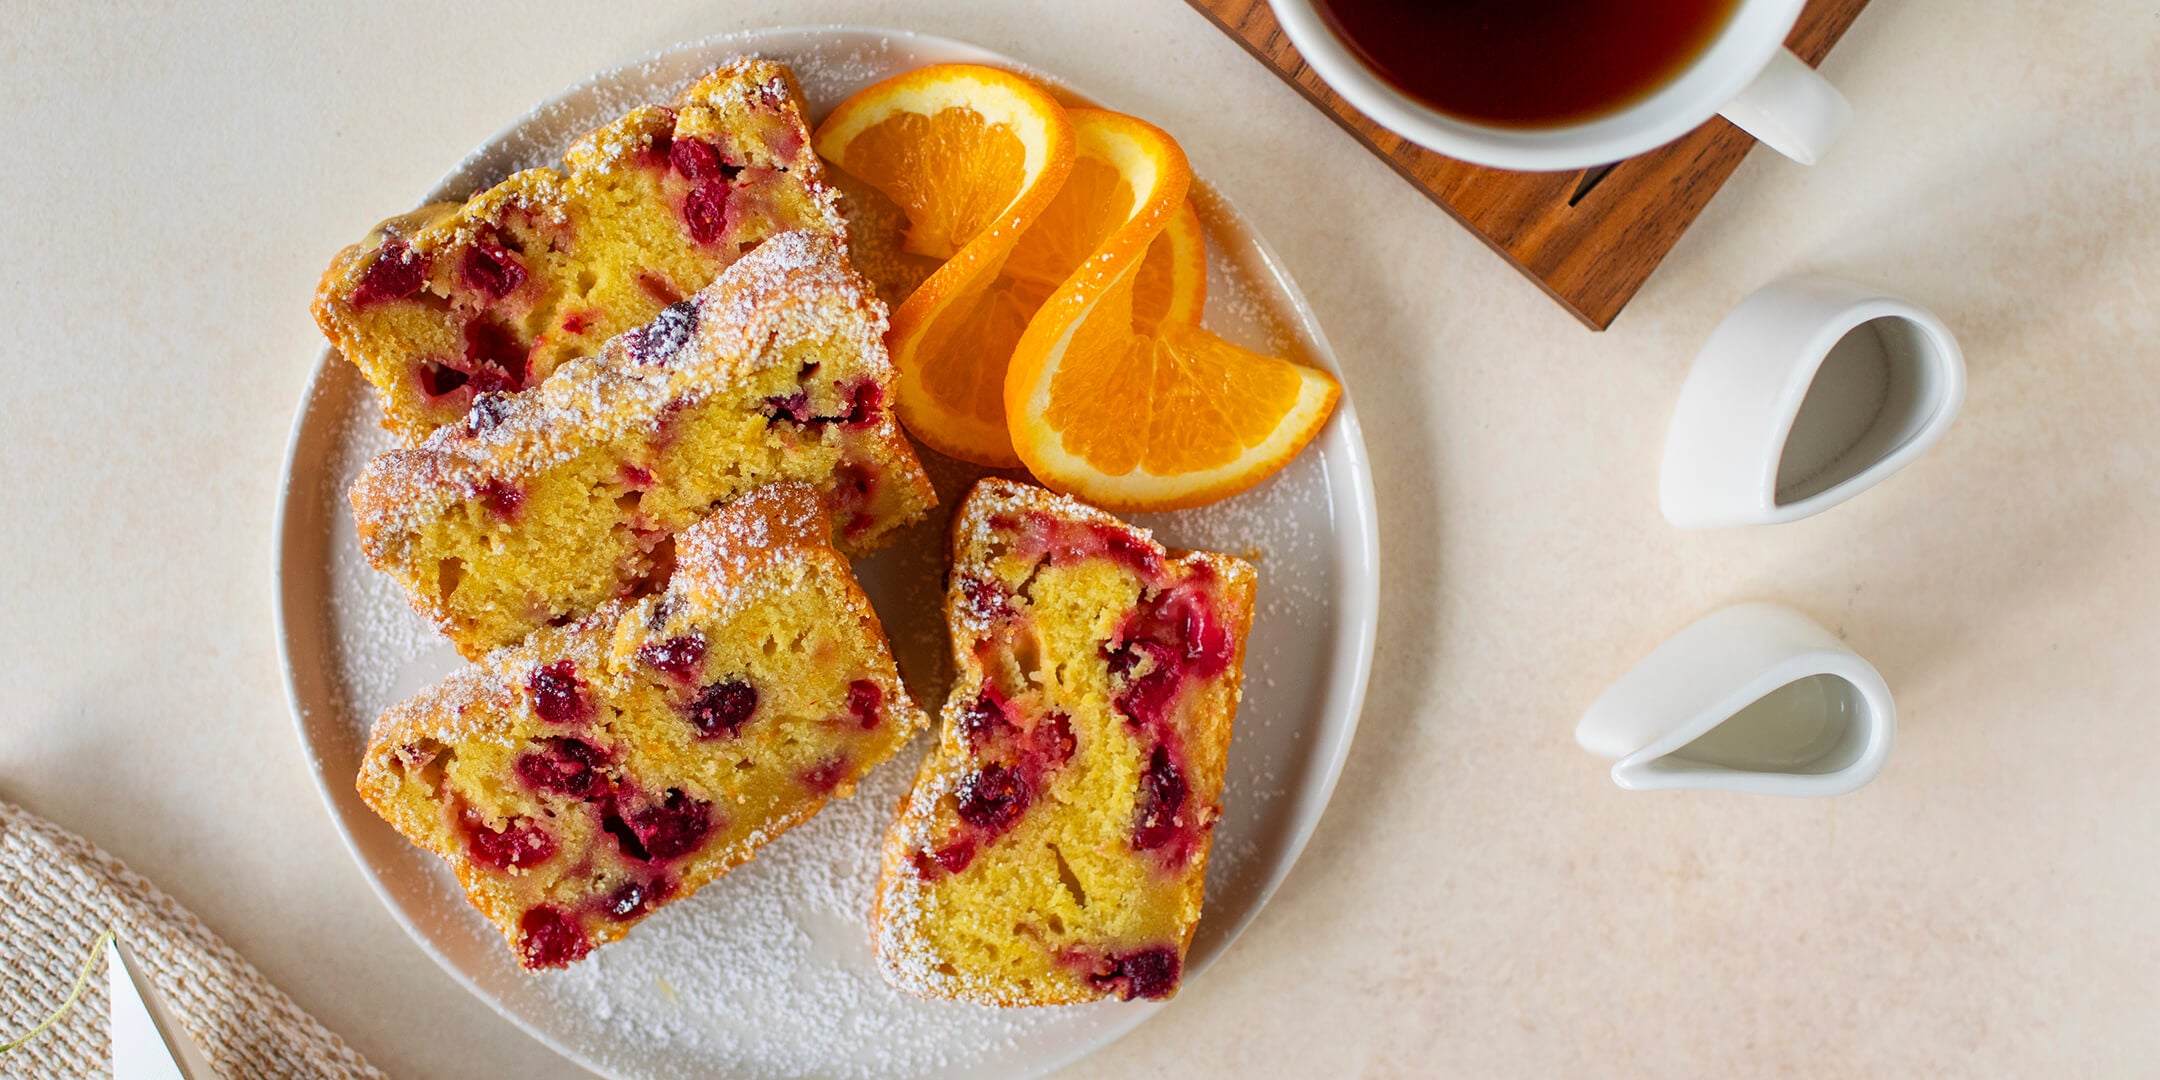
[[313, 58, 842, 441], [358, 482, 930, 970], [871, 478, 1257, 1005], [348, 231, 935, 659]]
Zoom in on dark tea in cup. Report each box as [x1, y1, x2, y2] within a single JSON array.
[[1312, 0, 1741, 129]]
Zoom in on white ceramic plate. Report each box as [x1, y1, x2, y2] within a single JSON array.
[[275, 26, 1377, 1080]]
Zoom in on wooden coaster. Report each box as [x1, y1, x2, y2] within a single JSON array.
[[1184, 0, 1871, 329]]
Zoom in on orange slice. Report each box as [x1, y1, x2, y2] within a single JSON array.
[[1135, 198, 1207, 332], [901, 110, 1207, 465], [1004, 124, 1339, 511], [814, 65, 1075, 465]]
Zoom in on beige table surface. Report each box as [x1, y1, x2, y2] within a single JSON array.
[[4, 1, 2156, 1076]]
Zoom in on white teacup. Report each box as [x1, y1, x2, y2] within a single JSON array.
[[1268, 0, 1851, 171]]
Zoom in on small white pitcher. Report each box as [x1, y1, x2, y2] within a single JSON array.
[[1576, 602, 1894, 796], [1660, 277, 1965, 529]]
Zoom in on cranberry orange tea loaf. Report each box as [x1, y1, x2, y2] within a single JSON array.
[[348, 232, 935, 659], [872, 478, 1256, 1005], [357, 483, 930, 970], [313, 58, 843, 441]]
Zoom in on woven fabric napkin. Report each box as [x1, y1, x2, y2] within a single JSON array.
[[0, 799, 384, 1078]]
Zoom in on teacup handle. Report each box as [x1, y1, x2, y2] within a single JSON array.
[[1718, 48, 1851, 166]]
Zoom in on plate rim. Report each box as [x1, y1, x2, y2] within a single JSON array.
[[272, 23, 1379, 1080]]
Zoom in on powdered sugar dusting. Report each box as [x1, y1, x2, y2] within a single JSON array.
[[288, 29, 1369, 1080], [670, 481, 828, 595]]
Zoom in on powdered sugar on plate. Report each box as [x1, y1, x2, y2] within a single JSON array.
[[322, 389, 459, 718], [281, 27, 1374, 1080]]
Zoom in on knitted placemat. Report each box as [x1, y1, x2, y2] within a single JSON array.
[[0, 800, 384, 1078]]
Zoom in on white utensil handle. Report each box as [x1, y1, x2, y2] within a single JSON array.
[[1719, 47, 1851, 165]]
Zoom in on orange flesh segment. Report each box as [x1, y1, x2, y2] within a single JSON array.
[[1144, 326, 1312, 473], [909, 154, 1144, 440], [912, 259, 1031, 434], [1043, 279, 1308, 476], [842, 107, 1031, 260], [1003, 157, 1139, 306], [1133, 200, 1206, 333]]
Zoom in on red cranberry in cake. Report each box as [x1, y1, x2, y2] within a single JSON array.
[[468, 391, 515, 432], [682, 181, 734, 245], [356, 484, 929, 971], [1129, 745, 1190, 854], [620, 789, 715, 861], [762, 389, 812, 423], [1083, 946, 1182, 1001], [872, 478, 1256, 1005], [624, 299, 699, 366], [515, 737, 611, 799], [847, 679, 884, 729], [464, 812, 555, 871], [1125, 582, 1235, 678], [800, 756, 851, 794], [527, 660, 590, 724], [669, 137, 726, 181], [958, 574, 1014, 626], [460, 239, 527, 300], [920, 839, 975, 878], [462, 364, 519, 396], [1110, 639, 1182, 729], [598, 799, 653, 862], [602, 880, 654, 921], [417, 361, 467, 398], [686, 678, 757, 739], [831, 461, 881, 541], [353, 240, 428, 306], [842, 381, 883, 425], [518, 906, 592, 968], [954, 764, 1032, 835], [460, 319, 528, 389], [637, 636, 707, 683], [958, 691, 1012, 749], [1036, 714, 1077, 768], [475, 477, 523, 520]]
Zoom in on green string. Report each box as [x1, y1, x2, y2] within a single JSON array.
[[0, 929, 116, 1054]]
